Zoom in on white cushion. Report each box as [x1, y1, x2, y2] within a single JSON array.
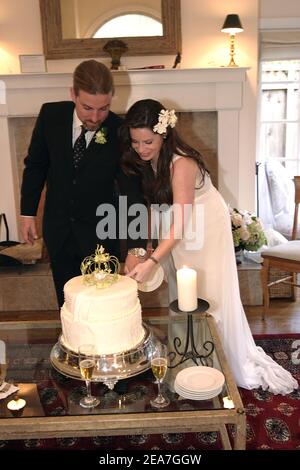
[[266, 160, 294, 216], [265, 228, 288, 246], [261, 240, 300, 261], [265, 161, 299, 238]]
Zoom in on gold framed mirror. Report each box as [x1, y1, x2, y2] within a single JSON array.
[[40, 0, 181, 60]]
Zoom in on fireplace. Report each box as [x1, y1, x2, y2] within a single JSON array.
[[0, 67, 248, 241]]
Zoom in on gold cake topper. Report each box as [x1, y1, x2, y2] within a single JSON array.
[[81, 245, 120, 288]]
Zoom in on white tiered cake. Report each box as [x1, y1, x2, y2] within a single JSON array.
[[61, 274, 144, 355]]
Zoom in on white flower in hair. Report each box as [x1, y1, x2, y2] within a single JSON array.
[[153, 109, 177, 134]]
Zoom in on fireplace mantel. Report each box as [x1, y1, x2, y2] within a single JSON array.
[[0, 67, 250, 240]]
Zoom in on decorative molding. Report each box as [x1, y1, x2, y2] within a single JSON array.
[[259, 17, 300, 31], [0, 68, 248, 116]]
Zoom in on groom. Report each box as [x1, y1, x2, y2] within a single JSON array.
[[20, 60, 145, 307]]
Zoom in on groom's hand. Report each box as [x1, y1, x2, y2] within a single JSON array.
[[20, 216, 38, 245]]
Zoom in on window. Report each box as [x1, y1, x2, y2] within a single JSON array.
[[259, 60, 300, 177], [258, 60, 299, 235], [93, 14, 163, 39]]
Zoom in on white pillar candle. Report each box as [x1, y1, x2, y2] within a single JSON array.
[[176, 267, 198, 311]]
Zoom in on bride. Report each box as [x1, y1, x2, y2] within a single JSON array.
[[122, 98, 298, 395]]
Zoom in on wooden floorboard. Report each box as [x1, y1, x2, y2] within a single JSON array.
[[246, 298, 300, 335]]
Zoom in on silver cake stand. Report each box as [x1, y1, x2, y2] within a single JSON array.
[[50, 324, 157, 390]]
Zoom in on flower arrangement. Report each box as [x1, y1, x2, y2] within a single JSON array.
[[229, 207, 267, 252], [153, 109, 177, 134], [95, 127, 107, 144]]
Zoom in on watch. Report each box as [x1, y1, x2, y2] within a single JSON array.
[[128, 248, 147, 258]]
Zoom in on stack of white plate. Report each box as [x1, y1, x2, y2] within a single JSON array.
[[174, 366, 225, 400]]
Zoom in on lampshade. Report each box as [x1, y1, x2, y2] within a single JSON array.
[[221, 14, 243, 67], [221, 14, 243, 34]]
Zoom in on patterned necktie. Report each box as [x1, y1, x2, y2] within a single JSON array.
[[73, 125, 88, 168]]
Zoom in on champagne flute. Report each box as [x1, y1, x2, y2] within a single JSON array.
[[150, 343, 170, 408], [78, 344, 100, 408]]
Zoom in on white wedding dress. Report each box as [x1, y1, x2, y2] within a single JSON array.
[[159, 156, 298, 395]]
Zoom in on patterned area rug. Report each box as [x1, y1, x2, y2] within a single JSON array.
[[1, 334, 299, 450]]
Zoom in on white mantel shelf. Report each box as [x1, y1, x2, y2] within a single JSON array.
[[0, 67, 248, 115], [0, 67, 247, 84], [0, 67, 251, 240]]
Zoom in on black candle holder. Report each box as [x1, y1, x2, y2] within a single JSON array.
[[168, 299, 215, 368]]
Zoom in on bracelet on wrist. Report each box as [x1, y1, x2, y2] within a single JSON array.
[[149, 255, 159, 265]]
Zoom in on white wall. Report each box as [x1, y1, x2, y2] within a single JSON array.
[[180, 0, 259, 212], [0, 0, 43, 74], [260, 0, 300, 18], [0, 0, 258, 73]]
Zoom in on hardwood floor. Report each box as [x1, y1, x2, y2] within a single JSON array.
[[246, 297, 300, 335], [0, 297, 299, 335]]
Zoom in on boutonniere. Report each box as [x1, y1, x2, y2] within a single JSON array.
[[95, 127, 108, 144]]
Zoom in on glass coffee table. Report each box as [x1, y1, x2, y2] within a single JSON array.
[[0, 313, 246, 450]]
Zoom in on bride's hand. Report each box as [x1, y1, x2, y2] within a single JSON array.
[[124, 253, 140, 274], [127, 259, 156, 284]]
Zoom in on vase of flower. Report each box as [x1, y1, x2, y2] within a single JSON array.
[[230, 207, 267, 259]]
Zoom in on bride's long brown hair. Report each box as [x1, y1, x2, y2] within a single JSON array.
[[120, 99, 207, 205]]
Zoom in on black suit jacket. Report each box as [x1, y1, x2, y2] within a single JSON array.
[[21, 101, 145, 258]]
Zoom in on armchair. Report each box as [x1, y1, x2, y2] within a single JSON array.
[[261, 176, 300, 319]]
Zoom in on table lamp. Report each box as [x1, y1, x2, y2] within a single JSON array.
[[221, 14, 244, 67]]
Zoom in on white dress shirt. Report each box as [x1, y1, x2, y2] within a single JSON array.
[[73, 109, 96, 147]]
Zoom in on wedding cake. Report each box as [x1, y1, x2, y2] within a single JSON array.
[[60, 246, 144, 355]]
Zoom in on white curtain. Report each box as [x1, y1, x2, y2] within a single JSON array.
[[258, 160, 295, 238], [260, 30, 300, 60]]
